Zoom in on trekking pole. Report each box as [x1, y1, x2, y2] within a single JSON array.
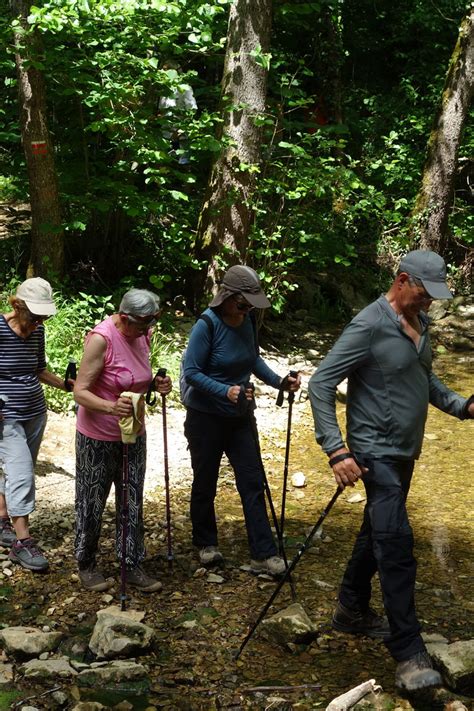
[[120, 441, 130, 611], [234, 485, 342, 660], [276, 370, 298, 557], [64, 360, 77, 391], [0, 394, 8, 438], [158, 368, 173, 569], [146, 368, 173, 569], [245, 383, 296, 601]]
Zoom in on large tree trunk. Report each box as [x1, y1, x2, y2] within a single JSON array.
[[12, 0, 64, 278], [193, 0, 272, 302], [412, 7, 474, 254]]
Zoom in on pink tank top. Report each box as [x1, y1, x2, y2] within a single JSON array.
[[76, 316, 152, 441]]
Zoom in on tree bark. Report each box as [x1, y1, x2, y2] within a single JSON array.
[[412, 7, 474, 254], [12, 0, 64, 278], [193, 0, 272, 302]]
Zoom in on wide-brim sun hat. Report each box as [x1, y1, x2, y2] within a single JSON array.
[[15, 277, 57, 316], [399, 250, 453, 300], [209, 265, 271, 308]]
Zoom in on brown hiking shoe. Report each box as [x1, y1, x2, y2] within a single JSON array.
[[332, 600, 390, 638], [395, 651, 443, 691], [127, 565, 162, 592], [79, 564, 114, 592]]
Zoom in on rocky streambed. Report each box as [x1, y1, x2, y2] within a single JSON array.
[[0, 303, 473, 711]]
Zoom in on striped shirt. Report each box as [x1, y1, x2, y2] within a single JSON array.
[[0, 315, 47, 421]]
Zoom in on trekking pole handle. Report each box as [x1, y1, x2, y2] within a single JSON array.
[[146, 368, 167, 405], [64, 360, 77, 392], [276, 370, 299, 407]]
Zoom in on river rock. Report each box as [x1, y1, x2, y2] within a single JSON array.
[[291, 471, 306, 487], [0, 662, 13, 685], [71, 704, 106, 711], [88, 606, 154, 660], [77, 660, 148, 687], [260, 602, 318, 646], [0, 626, 62, 658], [430, 639, 474, 692], [20, 657, 78, 679]]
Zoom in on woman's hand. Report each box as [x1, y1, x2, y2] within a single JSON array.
[[111, 395, 133, 418], [155, 374, 172, 395], [244, 386, 254, 401], [284, 372, 302, 392], [226, 385, 241, 404]]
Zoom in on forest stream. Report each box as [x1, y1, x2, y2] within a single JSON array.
[[0, 349, 472, 711]]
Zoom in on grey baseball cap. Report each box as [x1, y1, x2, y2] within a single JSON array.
[[399, 250, 453, 300], [209, 265, 271, 308]]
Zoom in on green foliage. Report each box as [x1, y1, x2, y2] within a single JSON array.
[[0, 0, 471, 312]]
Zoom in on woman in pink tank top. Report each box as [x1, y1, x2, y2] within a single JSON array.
[[73, 288, 172, 593]]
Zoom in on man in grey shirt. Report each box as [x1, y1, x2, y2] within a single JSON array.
[[309, 250, 473, 691]]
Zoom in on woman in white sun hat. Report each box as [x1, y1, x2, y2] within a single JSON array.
[[0, 277, 72, 572]]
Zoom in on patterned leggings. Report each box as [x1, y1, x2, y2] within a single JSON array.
[[75, 432, 147, 569]]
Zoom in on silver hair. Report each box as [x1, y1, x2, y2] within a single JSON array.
[[119, 289, 160, 316]]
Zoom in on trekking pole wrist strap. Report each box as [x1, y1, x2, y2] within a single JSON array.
[[328, 452, 355, 468]]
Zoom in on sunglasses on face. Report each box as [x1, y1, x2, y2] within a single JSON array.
[[233, 295, 254, 312], [407, 276, 431, 300], [23, 307, 49, 324], [125, 312, 160, 328]]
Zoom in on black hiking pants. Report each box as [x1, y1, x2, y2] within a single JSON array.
[[184, 408, 277, 560], [339, 457, 425, 662]]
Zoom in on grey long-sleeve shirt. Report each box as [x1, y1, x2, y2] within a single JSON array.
[[308, 296, 470, 460]]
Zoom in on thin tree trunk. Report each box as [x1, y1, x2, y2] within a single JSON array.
[[193, 0, 272, 301], [412, 7, 474, 254], [12, 0, 64, 278]]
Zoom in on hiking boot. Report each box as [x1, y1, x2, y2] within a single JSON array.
[[199, 546, 224, 567], [395, 650, 443, 691], [79, 563, 114, 592], [9, 538, 49, 572], [127, 565, 162, 592], [0, 517, 16, 548], [250, 555, 286, 577], [332, 600, 390, 638]]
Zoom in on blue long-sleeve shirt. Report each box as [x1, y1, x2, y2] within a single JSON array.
[[182, 308, 281, 416], [309, 296, 470, 460]]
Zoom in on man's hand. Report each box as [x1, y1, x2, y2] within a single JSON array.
[[329, 448, 368, 489], [468, 401, 474, 418]]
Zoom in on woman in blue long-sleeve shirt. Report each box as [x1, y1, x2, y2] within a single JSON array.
[[182, 265, 300, 575]]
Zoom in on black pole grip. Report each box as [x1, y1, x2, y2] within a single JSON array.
[[276, 370, 299, 407], [64, 360, 77, 392], [146, 368, 167, 405]]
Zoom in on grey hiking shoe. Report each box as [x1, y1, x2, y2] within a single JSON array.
[[127, 565, 162, 592], [395, 650, 443, 691], [0, 517, 16, 548], [79, 563, 114, 592], [332, 600, 390, 639], [250, 555, 286, 577], [9, 538, 48, 572], [199, 546, 224, 567]]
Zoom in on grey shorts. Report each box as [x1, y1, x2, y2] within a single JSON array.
[[0, 414, 47, 517]]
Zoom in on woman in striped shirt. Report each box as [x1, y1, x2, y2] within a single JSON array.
[[0, 278, 71, 572]]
